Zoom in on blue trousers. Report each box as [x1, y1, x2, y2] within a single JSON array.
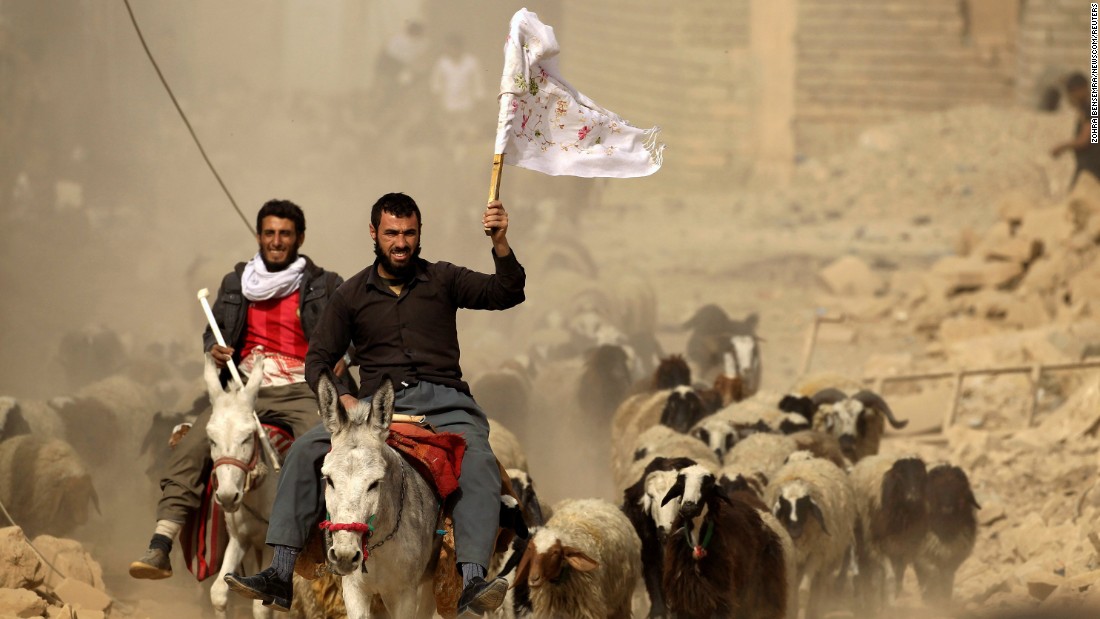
[[265, 382, 501, 567]]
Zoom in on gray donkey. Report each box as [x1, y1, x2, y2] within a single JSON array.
[[316, 372, 442, 618]]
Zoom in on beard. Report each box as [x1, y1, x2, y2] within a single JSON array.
[[260, 245, 300, 272], [374, 242, 422, 279]]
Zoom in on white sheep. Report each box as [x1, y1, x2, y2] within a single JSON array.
[[764, 454, 857, 619], [617, 424, 720, 491], [723, 432, 800, 482], [610, 387, 691, 482], [514, 498, 641, 619]]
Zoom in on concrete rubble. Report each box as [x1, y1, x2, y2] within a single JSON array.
[[0, 528, 143, 619], [818, 167, 1100, 615]]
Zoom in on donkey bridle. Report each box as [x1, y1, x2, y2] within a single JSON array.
[[319, 453, 409, 571]]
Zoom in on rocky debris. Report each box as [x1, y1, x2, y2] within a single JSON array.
[[0, 529, 44, 591], [820, 255, 883, 297], [0, 529, 138, 619]]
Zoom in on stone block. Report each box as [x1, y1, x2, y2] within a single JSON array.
[[819, 255, 882, 297], [981, 236, 1043, 265], [0, 588, 47, 618], [997, 190, 1035, 224], [29, 537, 103, 591], [0, 528, 44, 591], [53, 579, 109, 613], [1027, 572, 1062, 601], [1017, 206, 1075, 251], [939, 316, 1000, 343]]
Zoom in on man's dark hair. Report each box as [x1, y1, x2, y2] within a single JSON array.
[[256, 199, 306, 235], [1066, 71, 1089, 91], [370, 192, 422, 229]]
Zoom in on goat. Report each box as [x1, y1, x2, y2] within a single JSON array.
[[764, 454, 857, 619], [660, 469, 796, 619], [514, 498, 641, 619], [850, 454, 929, 615], [914, 463, 980, 605], [683, 304, 759, 379]]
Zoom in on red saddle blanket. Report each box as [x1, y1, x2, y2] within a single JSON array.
[[181, 423, 294, 581], [386, 423, 466, 500]]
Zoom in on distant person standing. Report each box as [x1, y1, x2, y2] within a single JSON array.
[[376, 20, 428, 92], [1051, 71, 1100, 188], [429, 33, 486, 134]]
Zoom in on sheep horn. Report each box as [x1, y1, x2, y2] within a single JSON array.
[[851, 390, 908, 429], [810, 388, 849, 406]]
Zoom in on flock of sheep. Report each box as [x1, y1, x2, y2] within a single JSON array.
[[471, 301, 982, 619]]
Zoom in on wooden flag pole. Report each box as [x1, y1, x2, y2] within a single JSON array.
[[485, 153, 504, 235]]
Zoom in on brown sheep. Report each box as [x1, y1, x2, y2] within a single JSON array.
[[0, 435, 99, 538], [914, 463, 980, 604], [660, 471, 796, 619]]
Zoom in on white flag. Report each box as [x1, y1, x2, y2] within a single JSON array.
[[494, 8, 664, 178]]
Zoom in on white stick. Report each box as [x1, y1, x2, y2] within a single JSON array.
[[198, 288, 244, 388], [197, 288, 281, 472]]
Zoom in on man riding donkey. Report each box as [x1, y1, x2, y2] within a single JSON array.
[[224, 192, 526, 616], [129, 199, 347, 579]]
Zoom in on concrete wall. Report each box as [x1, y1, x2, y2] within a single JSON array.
[[1016, 0, 1094, 109]]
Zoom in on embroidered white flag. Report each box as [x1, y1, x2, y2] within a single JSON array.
[[493, 8, 665, 178]]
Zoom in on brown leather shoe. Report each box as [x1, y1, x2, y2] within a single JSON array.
[[129, 547, 172, 580]]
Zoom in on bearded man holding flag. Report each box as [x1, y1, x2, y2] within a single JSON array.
[[224, 9, 662, 616]]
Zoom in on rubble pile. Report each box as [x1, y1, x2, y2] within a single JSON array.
[[0, 527, 140, 619], [805, 123, 1100, 615]]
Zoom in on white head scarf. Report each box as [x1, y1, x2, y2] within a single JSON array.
[[241, 253, 306, 302]]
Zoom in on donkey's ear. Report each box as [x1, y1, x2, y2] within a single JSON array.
[[368, 377, 395, 439], [316, 368, 348, 434], [203, 354, 224, 403], [243, 355, 264, 400]]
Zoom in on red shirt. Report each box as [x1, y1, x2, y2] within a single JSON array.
[[240, 290, 309, 361]]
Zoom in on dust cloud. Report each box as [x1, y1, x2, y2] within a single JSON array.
[[0, 1, 1093, 618]]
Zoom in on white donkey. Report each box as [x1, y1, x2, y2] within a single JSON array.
[[316, 371, 443, 618], [203, 354, 279, 619]]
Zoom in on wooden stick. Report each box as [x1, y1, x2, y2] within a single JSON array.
[[485, 154, 504, 235]]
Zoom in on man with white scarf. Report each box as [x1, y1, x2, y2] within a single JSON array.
[[130, 199, 345, 580]]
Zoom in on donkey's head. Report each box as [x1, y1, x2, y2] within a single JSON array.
[[316, 370, 395, 575], [203, 354, 264, 512]]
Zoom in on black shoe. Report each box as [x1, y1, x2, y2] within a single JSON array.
[[224, 567, 292, 613], [128, 547, 172, 580], [457, 576, 508, 617]]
